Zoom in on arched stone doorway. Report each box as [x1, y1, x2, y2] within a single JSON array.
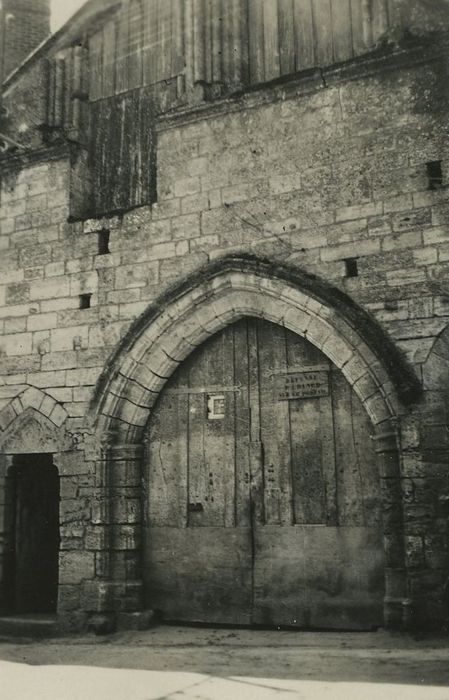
[[91, 255, 421, 629], [0, 388, 69, 616]]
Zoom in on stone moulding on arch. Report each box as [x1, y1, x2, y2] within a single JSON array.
[[0, 386, 70, 454], [90, 253, 422, 445]]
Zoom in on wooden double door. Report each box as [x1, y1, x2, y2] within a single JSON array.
[[144, 318, 385, 629]]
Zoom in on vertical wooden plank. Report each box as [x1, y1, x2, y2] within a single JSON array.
[[186, 329, 237, 528], [263, 0, 280, 81], [222, 327, 239, 528], [102, 20, 117, 97], [321, 382, 338, 526], [204, 0, 213, 83], [193, 0, 206, 82], [350, 0, 366, 56], [362, 0, 374, 47], [349, 382, 382, 528], [89, 30, 103, 100], [127, 0, 143, 89], [285, 330, 330, 525], [203, 326, 237, 528], [148, 372, 189, 528], [278, 0, 295, 76], [143, 0, 156, 85], [173, 0, 186, 94], [332, 369, 381, 528], [72, 47, 83, 132], [248, 0, 265, 83], [293, 0, 314, 71], [63, 49, 73, 130], [387, 0, 396, 28], [79, 45, 89, 133], [115, 9, 129, 94], [186, 361, 205, 528], [210, 0, 223, 82], [158, 0, 173, 81], [132, 92, 142, 207], [231, 0, 246, 84], [331, 0, 353, 63], [247, 319, 264, 529], [372, 0, 389, 43], [331, 369, 380, 527], [53, 55, 65, 127], [238, 0, 250, 84], [185, 0, 195, 87], [312, 0, 334, 66], [221, 0, 233, 83], [234, 320, 251, 527], [257, 320, 293, 526], [45, 58, 55, 127]]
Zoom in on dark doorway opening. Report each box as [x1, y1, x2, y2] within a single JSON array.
[[5, 454, 60, 614]]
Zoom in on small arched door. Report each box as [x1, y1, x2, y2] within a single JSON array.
[[5, 454, 60, 614], [144, 318, 385, 629]]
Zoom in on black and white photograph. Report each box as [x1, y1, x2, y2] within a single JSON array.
[[1, 1, 449, 698]]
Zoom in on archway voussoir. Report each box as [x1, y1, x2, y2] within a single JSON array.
[[279, 287, 313, 313], [112, 397, 146, 427], [20, 386, 45, 411], [258, 276, 283, 296], [108, 374, 130, 402], [189, 304, 228, 331], [283, 307, 312, 338], [353, 372, 380, 402], [140, 344, 175, 379], [170, 295, 202, 322], [11, 397, 24, 417], [189, 281, 212, 305], [322, 335, 354, 368], [355, 342, 382, 373], [0, 403, 18, 431], [363, 392, 393, 426], [160, 337, 195, 365], [134, 367, 166, 396], [256, 297, 292, 326], [304, 296, 325, 315], [118, 380, 151, 408], [120, 355, 140, 377], [228, 271, 257, 290], [216, 308, 245, 328], [305, 316, 333, 350], [102, 416, 132, 444], [341, 354, 367, 385], [129, 405, 151, 429], [40, 395, 57, 419], [101, 392, 121, 419], [49, 404, 68, 428]]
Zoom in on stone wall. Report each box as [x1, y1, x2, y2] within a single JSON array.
[[1, 43, 449, 629]]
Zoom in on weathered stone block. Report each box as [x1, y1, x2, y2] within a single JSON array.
[[174, 176, 201, 198], [6, 283, 30, 305], [58, 584, 81, 612], [59, 551, 95, 584]]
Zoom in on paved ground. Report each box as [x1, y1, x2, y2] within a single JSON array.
[[2, 626, 449, 699]]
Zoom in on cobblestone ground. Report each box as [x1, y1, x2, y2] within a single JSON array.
[[2, 627, 449, 699]]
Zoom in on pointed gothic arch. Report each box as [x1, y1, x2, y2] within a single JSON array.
[[88, 254, 421, 629], [0, 386, 69, 454], [91, 254, 420, 444]]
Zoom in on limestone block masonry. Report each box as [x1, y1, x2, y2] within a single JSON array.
[[1, 41, 449, 632]]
